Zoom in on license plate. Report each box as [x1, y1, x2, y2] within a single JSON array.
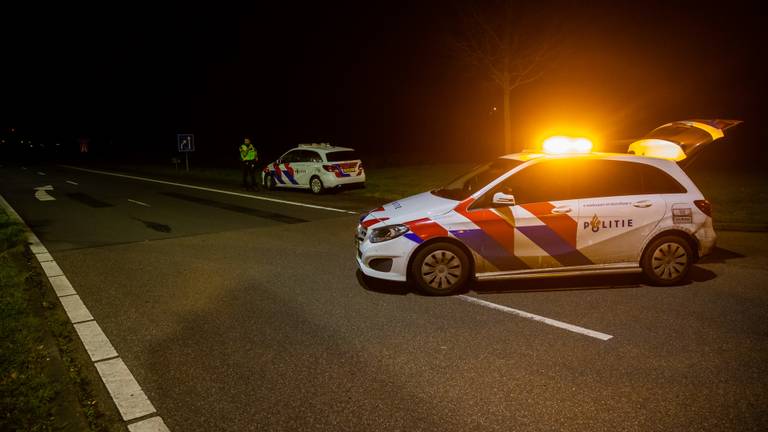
[[343, 168, 356, 173]]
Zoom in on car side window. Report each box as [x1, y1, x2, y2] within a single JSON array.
[[282, 151, 298, 163], [638, 164, 687, 194], [306, 151, 323, 163], [475, 160, 574, 207], [570, 160, 644, 198]]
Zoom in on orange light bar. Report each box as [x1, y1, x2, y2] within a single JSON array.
[[542, 136, 593, 154], [628, 139, 686, 161]]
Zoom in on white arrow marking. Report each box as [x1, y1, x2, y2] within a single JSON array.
[[34, 185, 56, 201]]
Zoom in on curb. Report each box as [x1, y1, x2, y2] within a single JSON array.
[[0, 193, 171, 432]]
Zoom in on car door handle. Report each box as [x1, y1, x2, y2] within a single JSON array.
[[633, 200, 653, 208], [551, 206, 572, 214]]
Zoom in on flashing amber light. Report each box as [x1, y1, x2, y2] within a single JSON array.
[[542, 136, 593, 154], [628, 139, 686, 161]]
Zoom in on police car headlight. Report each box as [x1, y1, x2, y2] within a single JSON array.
[[370, 224, 409, 243]]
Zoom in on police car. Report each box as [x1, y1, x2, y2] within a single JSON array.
[[262, 143, 365, 194], [356, 119, 740, 295]]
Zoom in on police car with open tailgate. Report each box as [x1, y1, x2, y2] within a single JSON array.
[[262, 143, 365, 194], [356, 119, 740, 295]]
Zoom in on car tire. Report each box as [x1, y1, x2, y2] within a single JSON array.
[[641, 234, 693, 286], [310, 176, 324, 194], [410, 242, 470, 295], [264, 174, 275, 190]]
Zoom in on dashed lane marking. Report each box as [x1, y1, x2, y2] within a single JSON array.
[[75, 321, 119, 362], [127, 416, 171, 432], [66, 180, 79, 185], [127, 199, 151, 207], [457, 295, 614, 341]]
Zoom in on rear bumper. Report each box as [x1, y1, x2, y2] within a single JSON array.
[[323, 171, 366, 187], [694, 218, 717, 257]]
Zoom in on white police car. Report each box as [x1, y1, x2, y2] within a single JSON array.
[[262, 143, 365, 194], [356, 119, 740, 295]]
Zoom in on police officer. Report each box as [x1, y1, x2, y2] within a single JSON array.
[[239, 137, 259, 190]]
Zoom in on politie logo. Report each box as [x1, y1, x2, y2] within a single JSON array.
[[585, 214, 634, 232]]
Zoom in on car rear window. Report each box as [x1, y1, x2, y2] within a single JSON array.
[[325, 150, 359, 162], [570, 160, 686, 198]]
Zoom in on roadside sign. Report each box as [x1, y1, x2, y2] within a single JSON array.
[[177, 134, 195, 152], [177, 134, 195, 171]]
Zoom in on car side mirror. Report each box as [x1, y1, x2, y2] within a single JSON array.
[[492, 192, 516, 206]]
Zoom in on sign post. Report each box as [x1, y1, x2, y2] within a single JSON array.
[[176, 134, 195, 172]]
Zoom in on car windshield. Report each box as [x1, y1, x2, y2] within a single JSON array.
[[431, 158, 523, 201], [326, 150, 359, 162]]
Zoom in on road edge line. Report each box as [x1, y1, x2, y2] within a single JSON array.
[[60, 164, 359, 215], [0, 192, 171, 431]]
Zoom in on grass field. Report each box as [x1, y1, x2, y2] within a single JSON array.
[[85, 161, 766, 228]]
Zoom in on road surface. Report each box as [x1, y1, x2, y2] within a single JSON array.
[[1, 163, 767, 431]]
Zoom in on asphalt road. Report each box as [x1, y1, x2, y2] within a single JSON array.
[[2, 163, 767, 431]]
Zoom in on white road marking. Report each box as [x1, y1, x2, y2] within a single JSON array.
[[35, 252, 54, 262], [127, 416, 171, 432], [34, 185, 56, 201], [37, 171, 46, 176], [27, 237, 48, 255], [95, 358, 157, 421], [66, 180, 79, 185], [128, 199, 150, 207], [21, 166, 27, 170], [59, 295, 94, 323], [60, 165, 359, 214], [41, 260, 64, 277], [0, 191, 169, 430], [75, 321, 119, 362], [457, 295, 614, 341], [49, 275, 76, 297]]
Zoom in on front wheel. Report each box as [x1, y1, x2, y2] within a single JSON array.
[[310, 176, 324, 194], [264, 173, 276, 190], [641, 235, 693, 286], [410, 242, 470, 295]]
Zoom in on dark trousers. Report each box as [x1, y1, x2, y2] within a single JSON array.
[[242, 161, 258, 189]]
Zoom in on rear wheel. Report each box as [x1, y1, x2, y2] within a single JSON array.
[[310, 176, 324, 194], [641, 235, 693, 286], [410, 242, 470, 295]]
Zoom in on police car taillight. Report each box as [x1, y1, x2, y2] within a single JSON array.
[[694, 200, 712, 217]]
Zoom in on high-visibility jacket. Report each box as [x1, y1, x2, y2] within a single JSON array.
[[240, 144, 257, 161]]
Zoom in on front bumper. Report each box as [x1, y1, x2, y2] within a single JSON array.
[[355, 225, 414, 282]]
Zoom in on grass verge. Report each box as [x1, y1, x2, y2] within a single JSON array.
[[0, 209, 125, 431]]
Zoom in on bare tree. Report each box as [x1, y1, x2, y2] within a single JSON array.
[[451, 2, 553, 154]]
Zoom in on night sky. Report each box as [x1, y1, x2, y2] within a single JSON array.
[[2, 1, 766, 167]]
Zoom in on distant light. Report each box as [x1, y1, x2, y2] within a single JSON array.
[[542, 136, 593, 154]]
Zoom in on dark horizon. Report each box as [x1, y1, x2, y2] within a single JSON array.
[[2, 1, 766, 166]]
